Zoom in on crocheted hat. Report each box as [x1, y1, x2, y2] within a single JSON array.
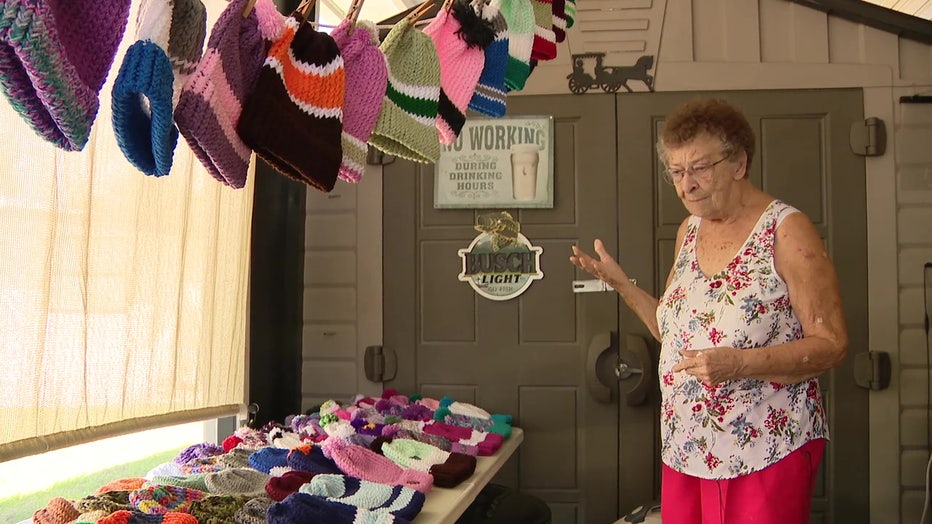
[[552, 0, 567, 42], [322, 437, 434, 494], [330, 19, 388, 184], [301, 473, 426, 521], [204, 468, 272, 497], [286, 443, 343, 474], [367, 19, 441, 164], [187, 494, 252, 522], [217, 447, 257, 469], [95, 477, 147, 494], [380, 437, 476, 488], [175, 0, 284, 189], [530, 0, 556, 61], [565, 0, 576, 27], [112, 0, 207, 177], [268, 492, 414, 524], [468, 0, 510, 118], [237, 10, 345, 192], [175, 442, 224, 465], [500, 0, 534, 91], [129, 484, 206, 514], [0, 0, 131, 151], [266, 469, 316, 501], [150, 473, 210, 492], [73, 491, 134, 515], [97, 509, 198, 524], [247, 446, 290, 473], [32, 497, 80, 524], [423, 3, 488, 145], [233, 496, 274, 524]]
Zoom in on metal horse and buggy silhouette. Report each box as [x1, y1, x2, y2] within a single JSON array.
[[567, 52, 655, 94]]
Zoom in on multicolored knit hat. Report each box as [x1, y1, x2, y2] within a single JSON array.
[[500, 0, 535, 91], [268, 492, 414, 524], [0, 0, 131, 151], [300, 473, 426, 521], [322, 437, 434, 494], [237, 10, 345, 192], [175, 0, 284, 189], [329, 19, 387, 184], [552, 0, 567, 42], [129, 484, 206, 514], [530, 0, 556, 61], [423, 3, 487, 146], [468, 0, 509, 118], [367, 19, 441, 164], [565, 0, 576, 28], [112, 0, 207, 177]]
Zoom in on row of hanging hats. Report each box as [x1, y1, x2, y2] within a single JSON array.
[[0, 0, 577, 192]]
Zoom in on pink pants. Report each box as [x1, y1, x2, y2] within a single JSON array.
[[660, 438, 825, 524]]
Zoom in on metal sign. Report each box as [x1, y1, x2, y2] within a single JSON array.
[[457, 211, 544, 301]]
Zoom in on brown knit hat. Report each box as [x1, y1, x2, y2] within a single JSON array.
[[32, 497, 80, 524]]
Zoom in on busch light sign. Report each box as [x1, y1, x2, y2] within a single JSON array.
[[457, 211, 544, 301]]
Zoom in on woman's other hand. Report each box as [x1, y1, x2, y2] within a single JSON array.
[[673, 347, 743, 387]]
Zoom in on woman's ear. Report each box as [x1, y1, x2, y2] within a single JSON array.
[[733, 151, 749, 179]]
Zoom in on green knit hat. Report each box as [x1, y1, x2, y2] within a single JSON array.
[[565, 0, 576, 27], [368, 19, 441, 164], [501, 0, 535, 91]]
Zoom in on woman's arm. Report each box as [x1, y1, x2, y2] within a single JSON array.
[[674, 212, 848, 385]]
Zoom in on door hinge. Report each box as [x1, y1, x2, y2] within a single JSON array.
[[853, 351, 891, 391], [849, 117, 886, 157], [364, 345, 397, 382]]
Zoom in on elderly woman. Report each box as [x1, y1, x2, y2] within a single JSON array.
[[569, 98, 847, 523]]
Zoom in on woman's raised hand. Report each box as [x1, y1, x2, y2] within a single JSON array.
[[569, 239, 630, 288]]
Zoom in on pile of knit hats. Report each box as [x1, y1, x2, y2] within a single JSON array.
[[1, 0, 575, 190]]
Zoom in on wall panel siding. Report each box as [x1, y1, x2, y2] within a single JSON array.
[[759, 0, 829, 63]]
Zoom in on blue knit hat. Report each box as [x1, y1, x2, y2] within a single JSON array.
[[468, 0, 509, 117], [112, 0, 207, 176]]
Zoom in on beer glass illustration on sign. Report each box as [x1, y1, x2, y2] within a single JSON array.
[[510, 144, 540, 201]]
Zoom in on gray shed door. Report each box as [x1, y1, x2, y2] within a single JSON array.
[[383, 88, 868, 523]]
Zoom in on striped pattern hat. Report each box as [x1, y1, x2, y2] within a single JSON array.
[[368, 19, 441, 164], [238, 10, 345, 192], [423, 5, 486, 146], [468, 0, 510, 118], [112, 0, 207, 177], [0, 0, 132, 151], [530, 0, 556, 60], [565, 0, 576, 28], [331, 19, 388, 183], [501, 0, 535, 91], [174, 0, 284, 189]]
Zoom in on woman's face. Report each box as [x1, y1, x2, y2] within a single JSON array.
[[663, 134, 745, 219]]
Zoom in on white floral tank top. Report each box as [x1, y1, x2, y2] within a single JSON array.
[[656, 200, 827, 479]]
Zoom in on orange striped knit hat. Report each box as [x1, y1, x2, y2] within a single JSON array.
[[237, 10, 345, 192]]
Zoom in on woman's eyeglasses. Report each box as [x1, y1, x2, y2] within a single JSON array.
[[662, 156, 729, 185]]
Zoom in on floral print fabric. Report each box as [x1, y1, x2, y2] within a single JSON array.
[[656, 200, 827, 479]]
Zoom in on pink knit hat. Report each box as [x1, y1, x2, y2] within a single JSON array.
[[322, 437, 434, 493], [423, 4, 486, 146], [174, 0, 284, 189], [330, 19, 387, 184]]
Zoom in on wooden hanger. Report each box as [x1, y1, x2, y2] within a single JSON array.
[[405, 0, 434, 23], [346, 0, 365, 23], [242, 0, 258, 18], [296, 0, 317, 19]]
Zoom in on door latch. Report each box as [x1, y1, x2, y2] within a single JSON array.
[[364, 345, 397, 382], [573, 278, 636, 293]]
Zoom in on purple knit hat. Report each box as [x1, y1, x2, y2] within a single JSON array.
[[0, 0, 132, 151], [330, 19, 387, 184], [174, 0, 284, 189]]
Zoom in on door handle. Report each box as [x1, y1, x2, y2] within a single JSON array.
[[618, 334, 652, 406], [586, 332, 617, 403]]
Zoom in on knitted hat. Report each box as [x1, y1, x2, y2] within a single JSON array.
[[268, 492, 413, 524], [150, 474, 210, 492], [429, 452, 477, 488], [112, 0, 207, 177], [530, 0, 557, 61], [322, 437, 434, 494], [204, 468, 272, 497], [301, 473, 426, 521], [380, 438, 476, 488], [552, 0, 567, 42], [129, 484, 206, 514], [233, 496, 274, 524], [248, 446, 290, 473], [367, 19, 441, 164], [286, 443, 343, 474], [266, 469, 316, 501], [146, 461, 185, 478], [423, 3, 487, 146], [187, 494, 252, 523], [237, 10, 345, 192], [175, 0, 283, 189], [217, 447, 257, 469], [500, 0, 535, 91], [389, 427, 479, 456], [468, 0, 509, 117], [440, 395, 492, 418], [175, 443, 224, 465], [0, 0, 131, 151], [330, 19, 387, 184], [74, 510, 111, 523], [96, 477, 148, 494], [98, 510, 198, 524], [32, 497, 80, 524], [565, 0, 576, 28], [73, 491, 134, 515]]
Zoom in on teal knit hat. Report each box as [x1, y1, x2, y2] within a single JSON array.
[[368, 19, 441, 164], [500, 0, 535, 91]]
